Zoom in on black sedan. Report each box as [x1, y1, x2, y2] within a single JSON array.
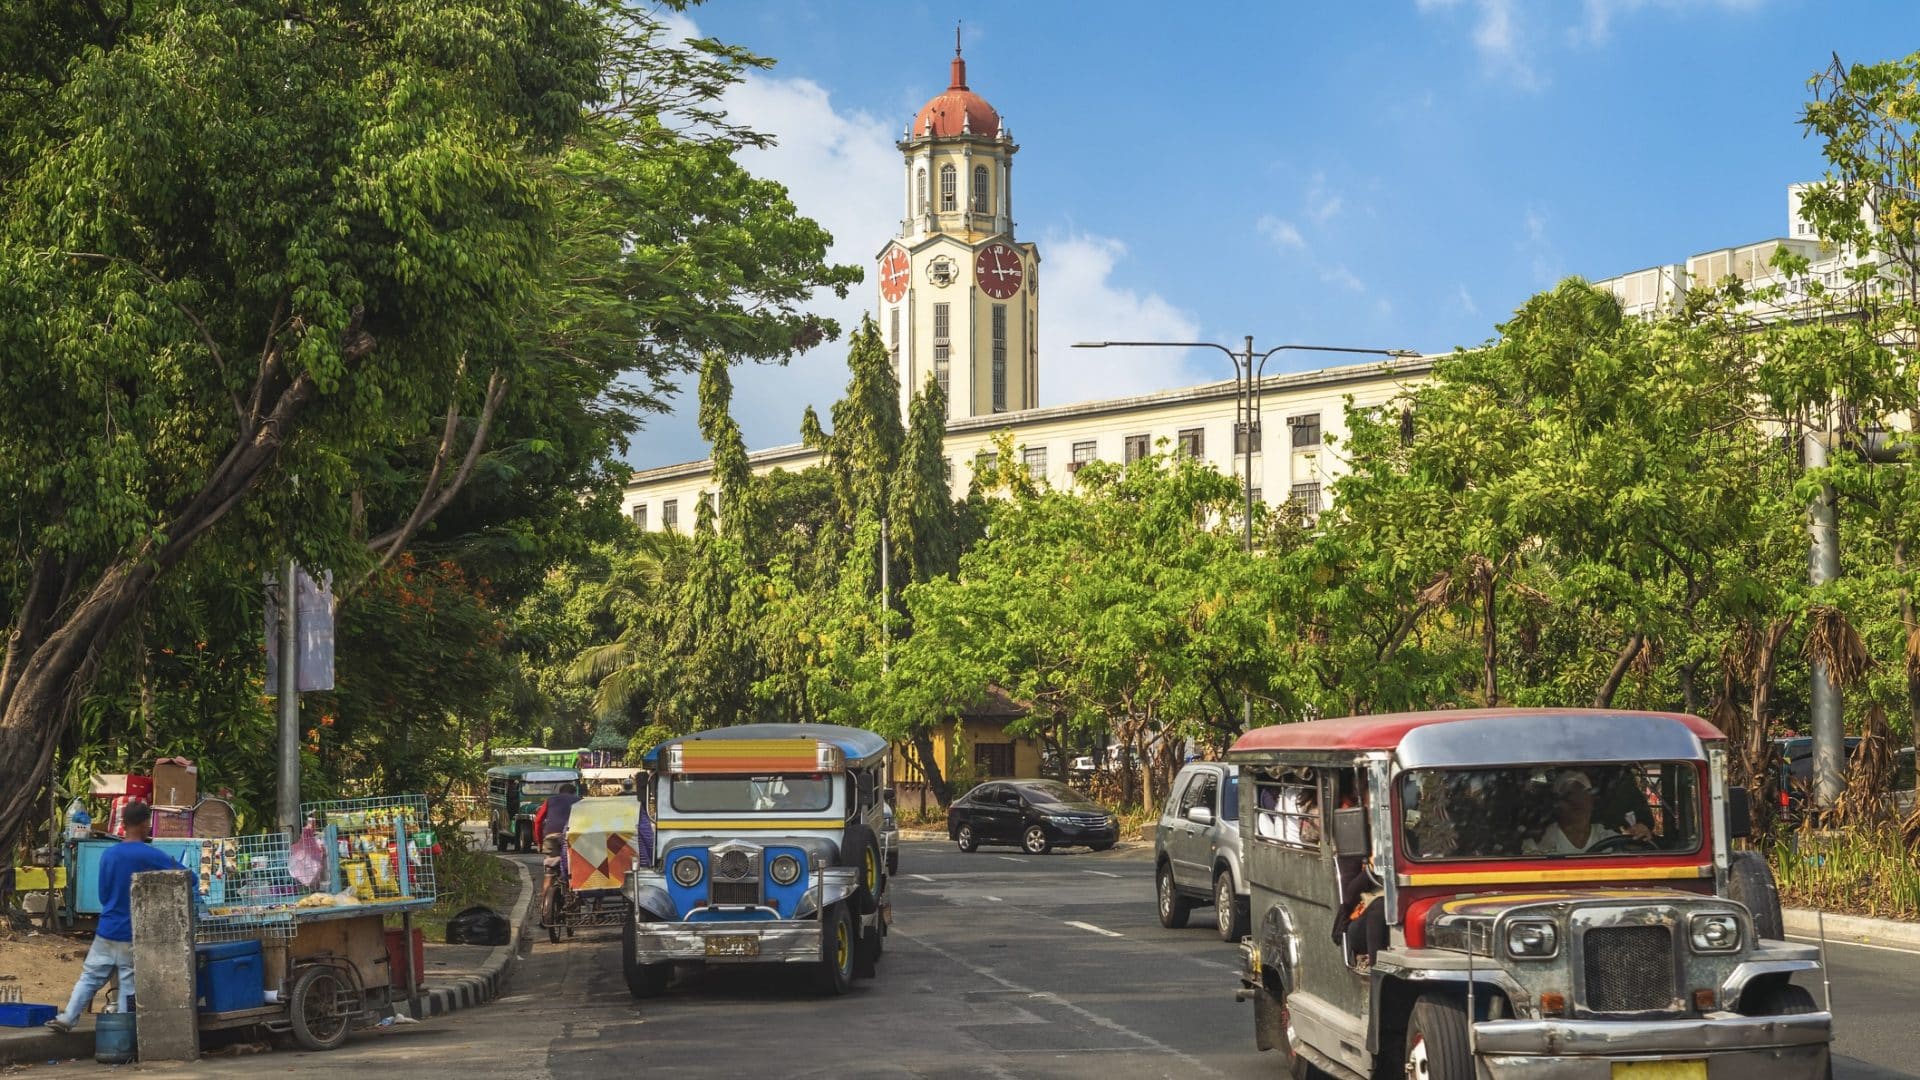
[[947, 779, 1119, 854]]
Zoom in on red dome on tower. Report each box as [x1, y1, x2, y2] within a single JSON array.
[[910, 44, 1000, 139]]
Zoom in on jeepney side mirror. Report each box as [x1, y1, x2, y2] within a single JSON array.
[[1331, 806, 1369, 857], [1726, 786, 1752, 840]]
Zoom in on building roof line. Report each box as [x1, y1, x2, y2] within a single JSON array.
[[624, 354, 1434, 488]]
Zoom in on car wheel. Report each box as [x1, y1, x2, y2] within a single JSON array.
[[1215, 872, 1247, 941], [816, 903, 855, 996], [1023, 825, 1052, 855], [1405, 993, 1472, 1080], [1089, 842, 1114, 852], [1157, 861, 1193, 929], [956, 822, 978, 853]]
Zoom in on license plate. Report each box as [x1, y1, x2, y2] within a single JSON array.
[[1612, 1062, 1706, 1080], [704, 934, 760, 958]]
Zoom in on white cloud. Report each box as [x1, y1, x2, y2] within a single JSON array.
[[1455, 283, 1479, 316], [1036, 232, 1207, 406], [1520, 207, 1560, 286], [1419, 0, 1762, 87], [1306, 172, 1345, 223], [1257, 215, 1307, 251], [1575, 0, 1763, 45], [1321, 264, 1367, 293]]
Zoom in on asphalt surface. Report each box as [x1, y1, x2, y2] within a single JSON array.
[[57, 840, 1919, 1078]]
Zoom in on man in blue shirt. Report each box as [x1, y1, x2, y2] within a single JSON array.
[[45, 801, 181, 1032]]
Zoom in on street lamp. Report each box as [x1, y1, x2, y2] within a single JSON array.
[[1075, 336, 1420, 730], [1072, 339, 1419, 551]]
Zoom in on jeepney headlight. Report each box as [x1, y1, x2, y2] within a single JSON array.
[[1689, 913, 1741, 953], [1505, 920, 1559, 959], [672, 855, 704, 887], [769, 854, 802, 886]]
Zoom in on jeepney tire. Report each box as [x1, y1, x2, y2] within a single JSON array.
[[288, 965, 353, 1052], [1157, 860, 1194, 929], [956, 823, 979, 853], [516, 821, 533, 854], [622, 917, 670, 999], [1215, 870, 1248, 942], [841, 824, 882, 913], [494, 830, 508, 852], [1728, 850, 1785, 940], [1274, 992, 1312, 1080], [1741, 981, 1819, 1017], [1405, 993, 1473, 1080], [816, 903, 855, 996]]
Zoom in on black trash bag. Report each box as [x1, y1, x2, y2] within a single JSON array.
[[445, 905, 511, 946]]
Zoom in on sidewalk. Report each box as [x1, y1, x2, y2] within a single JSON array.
[[1783, 906, 1920, 951], [0, 854, 535, 1066]]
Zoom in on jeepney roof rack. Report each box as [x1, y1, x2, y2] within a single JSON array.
[[642, 723, 891, 771]]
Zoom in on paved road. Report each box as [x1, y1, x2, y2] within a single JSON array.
[[78, 840, 1919, 1078]]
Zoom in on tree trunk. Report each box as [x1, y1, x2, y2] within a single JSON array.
[[1676, 659, 1703, 716], [1481, 570, 1499, 706], [1746, 617, 1793, 782], [1895, 542, 1920, 735], [909, 729, 950, 805], [1593, 634, 1645, 708]]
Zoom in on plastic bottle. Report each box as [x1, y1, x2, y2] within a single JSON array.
[[65, 798, 92, 839]]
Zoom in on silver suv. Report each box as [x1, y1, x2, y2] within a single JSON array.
[[1154, 761, 1247, 941]]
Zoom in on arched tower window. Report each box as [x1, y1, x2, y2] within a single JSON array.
[[939, 164, 956, 212], [973, 165, 990, 214], [916, 167, 928, 215]]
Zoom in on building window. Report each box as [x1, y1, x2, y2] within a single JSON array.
[[940, 164, 956, 211], [1177, 427, 1205, 459], [630, 503, 647, 530], [889, 307, 901, 371], [975, 743, 1014, 777], [933, 302, 951, 400], [917, 167, 928, 215], [973, 165, 990, 214], [1235, 422, 1262, 454], [974, 451, 998, 474], [1023, 446, 1047, 480], [1248, 488, 1261, 504], [1289, 483, 1323, 515], [661, 499, 679, 532], [991, 304, 1007, 413], [1289, 413, 1322, 449], [1071, 440, 1097, 464], [1124, 433, 1151, 464]]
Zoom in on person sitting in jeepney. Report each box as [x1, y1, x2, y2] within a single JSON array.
[[1524, 769, 1653, 855]]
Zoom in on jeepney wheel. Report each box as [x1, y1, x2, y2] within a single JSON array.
[[956, 823, 979, 853], [1404, 994, 1471, 1080], [622, 915, 670, 999], [815, 903, 855, 996], [516, 821, 533, 853], [494, 829, 508, 852], [1022, 825, 1052, 855], [1740, 981, 1818, 1016], [1215, 871, 1248, 942], [1157, 861, 1193, 929], [288, 965, 353, 1052], [1277, 997, 1311, 1080]]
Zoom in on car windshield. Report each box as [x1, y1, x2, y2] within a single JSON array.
[[1398, 762, 1701, 861], [670, 774, 834, 813], [1023, 780, 1097, 808]]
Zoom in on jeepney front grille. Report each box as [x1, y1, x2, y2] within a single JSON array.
[[709, 848, 760, 906], [1582, 925, 1675, 1012]]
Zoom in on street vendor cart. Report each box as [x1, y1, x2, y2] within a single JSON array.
[[547, 795, 638, 943], [190, 795, 437, 1051]]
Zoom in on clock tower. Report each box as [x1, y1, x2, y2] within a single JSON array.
[[877, 39, 1040, 419]]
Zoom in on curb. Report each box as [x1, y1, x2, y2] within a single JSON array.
[[0, 1018, 94, 1068], [1783, 907, 1920, 951], [408, 853, 536, 1020]]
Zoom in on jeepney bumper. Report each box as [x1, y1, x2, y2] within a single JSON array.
[[1471, 1012, 1832, 1079], [630, 918, 824, 964]]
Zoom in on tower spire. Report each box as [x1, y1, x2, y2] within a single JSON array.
[[950, 22, 967, 89]]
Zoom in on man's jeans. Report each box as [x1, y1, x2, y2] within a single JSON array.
[[58, 937, 135, 1024]]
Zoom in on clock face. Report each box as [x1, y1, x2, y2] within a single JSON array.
[[879, 245, 910, 303], [975, 242, 1024, 299]]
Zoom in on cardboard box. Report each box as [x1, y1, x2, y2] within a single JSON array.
[[90, 774, 153, 802], [152, 757, 197, 808], [150, 806, 195, 839]]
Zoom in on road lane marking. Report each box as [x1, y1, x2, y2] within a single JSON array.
[[1787, 934, 1920, 956], [984, 895, 1003, 902], [1083, 869, 1120, 878], [998, 856, 1024, 863], [910, 874, 935, 882], [894, 930, 1225, 1078], [1065, 921, 1123, 938]]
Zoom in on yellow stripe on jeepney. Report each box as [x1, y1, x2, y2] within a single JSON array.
[[1402, 865, 1712, 886], [677, 739, 821, 774], [655, 819, 840, 831]]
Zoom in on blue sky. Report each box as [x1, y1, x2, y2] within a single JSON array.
[[628, 1, 1920, 468]]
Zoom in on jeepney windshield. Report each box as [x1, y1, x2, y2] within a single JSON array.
[[1397, 762, 1701, 861], [521, 780, 572, 797], [670, 773, 834, 814]]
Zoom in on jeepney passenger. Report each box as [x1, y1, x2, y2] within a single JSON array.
[[1523, 769, 1652, 854]]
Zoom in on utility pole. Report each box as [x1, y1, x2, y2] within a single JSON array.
[[1805, 430, 1846, 809], [276, 558, 301, 834]]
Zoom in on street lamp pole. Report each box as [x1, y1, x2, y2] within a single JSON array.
[[1074, 338, 1418, 730]]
